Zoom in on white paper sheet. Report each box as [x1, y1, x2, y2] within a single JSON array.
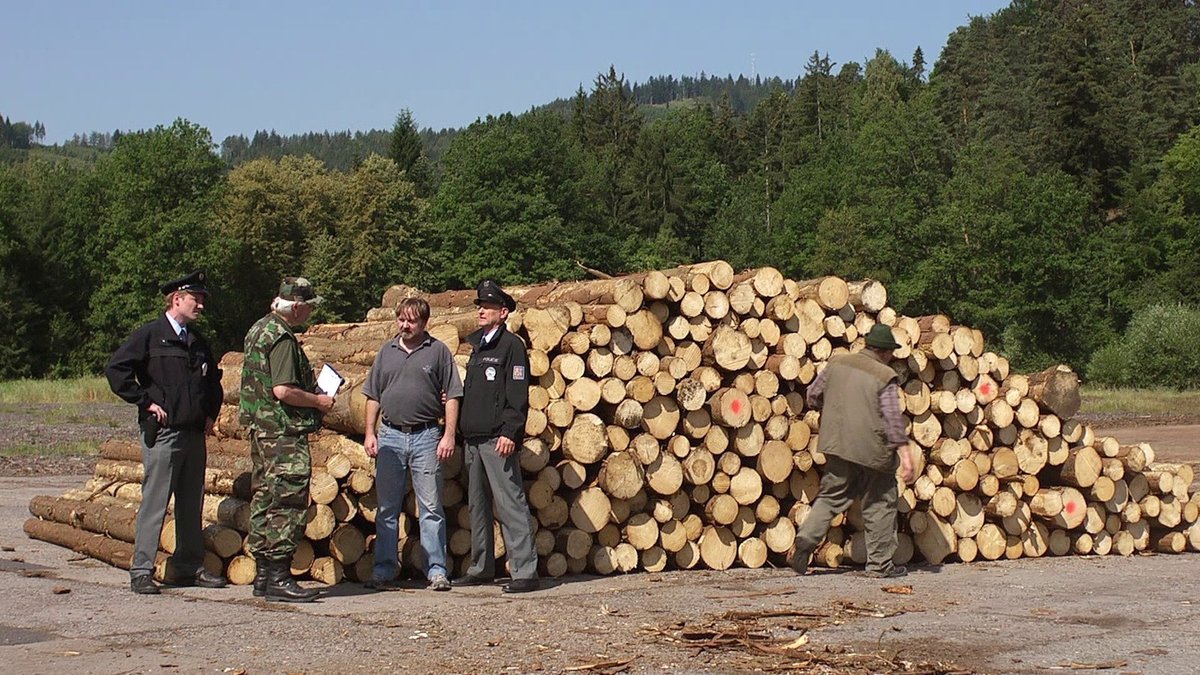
[[316, 364, 344, 397]]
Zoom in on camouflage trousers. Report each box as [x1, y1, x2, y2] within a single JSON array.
[[247, 432, 311, 563]]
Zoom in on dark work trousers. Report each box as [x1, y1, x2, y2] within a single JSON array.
[[132, 426, 207, 579], [793, 455, 900, 574], [463, 437, 538, 580]]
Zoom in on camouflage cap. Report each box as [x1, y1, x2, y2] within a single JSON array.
[[278, 276, 323, 305]]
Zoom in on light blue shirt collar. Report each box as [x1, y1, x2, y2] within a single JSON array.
[[165, 313, 186, 337]]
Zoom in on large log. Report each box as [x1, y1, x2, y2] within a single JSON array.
[[702, 327, 752, 372], [25, 518, 144, 573], [846, 280, 887, 312], [93, 459, 249, 498], [28, 495, 140, 544], [793, 276, 849, 311], [1026, 365, 1081, 418]]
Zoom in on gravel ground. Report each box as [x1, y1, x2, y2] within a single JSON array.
[[2, 405, 1199, 672], [3, 473, 1199, 675], [0, 403, 133, 476]]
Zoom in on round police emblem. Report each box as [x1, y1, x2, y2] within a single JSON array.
[[485, 366, 497, 381]]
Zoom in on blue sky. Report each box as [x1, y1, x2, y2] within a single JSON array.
[[6, 1, 1010, 144]]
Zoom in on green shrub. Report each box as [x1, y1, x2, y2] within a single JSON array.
[[1085, 304, 1200, 390], [1086, 342, 1131, 387]]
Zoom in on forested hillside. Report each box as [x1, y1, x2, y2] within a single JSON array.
[[1, 1, 1197, 382]]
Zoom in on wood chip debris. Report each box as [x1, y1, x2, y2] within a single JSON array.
[[1049, 660, 1129, 671], [562, 657, 634, 672], [645, 603, 965, 673]]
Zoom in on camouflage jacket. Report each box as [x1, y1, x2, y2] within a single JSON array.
[[239, 312, 320, 436]]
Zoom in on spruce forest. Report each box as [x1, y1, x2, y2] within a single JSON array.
[[1, 2, 1198, 385]]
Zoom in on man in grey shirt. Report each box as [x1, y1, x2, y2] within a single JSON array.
[[362, 297, 463, 591]]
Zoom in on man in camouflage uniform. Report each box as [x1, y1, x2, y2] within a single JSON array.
[[240, 277, 334, 602]]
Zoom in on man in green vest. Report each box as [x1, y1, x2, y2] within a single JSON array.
[[791, 323, 916, 578], [239, 277, 335, 602]]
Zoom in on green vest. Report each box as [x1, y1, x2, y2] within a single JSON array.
[[239, 312, 320, 436], [815, 351, 898, 471]]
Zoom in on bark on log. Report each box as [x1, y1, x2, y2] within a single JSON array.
[[25, 518, 148, 574], [1026, 365, 1081, 418]]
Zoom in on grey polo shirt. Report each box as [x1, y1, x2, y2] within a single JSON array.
[[363, 333, 463, 427]]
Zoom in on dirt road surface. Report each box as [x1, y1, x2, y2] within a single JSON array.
[[3, 473, 1199, 674], [1, 412, 1198, 673]]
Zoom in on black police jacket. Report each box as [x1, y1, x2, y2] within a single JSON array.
[[105, 315, 223, 430], [460, 325, 530, 442]]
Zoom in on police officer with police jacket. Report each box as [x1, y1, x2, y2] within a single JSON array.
[[105, 270, 226, 595], [453, 280, 540, 593]]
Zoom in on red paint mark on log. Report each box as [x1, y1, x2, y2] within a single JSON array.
[[731, 399, 742, 414], [1065, 502, 1077, 514]]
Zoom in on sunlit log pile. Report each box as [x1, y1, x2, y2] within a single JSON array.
[[25, 261, 1200, 585]]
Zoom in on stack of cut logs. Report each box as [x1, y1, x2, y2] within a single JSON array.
[[25, 261, 1200, 586]]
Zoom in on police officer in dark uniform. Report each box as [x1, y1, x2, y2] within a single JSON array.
[[452, 280, 540, 593], [105, 270, 227, 595]]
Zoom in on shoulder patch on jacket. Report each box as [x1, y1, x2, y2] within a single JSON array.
[[512, 365, 526, 381]]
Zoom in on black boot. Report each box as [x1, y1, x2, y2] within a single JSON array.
[[264, 561, 319, 603], [252, 561, 268, 597]]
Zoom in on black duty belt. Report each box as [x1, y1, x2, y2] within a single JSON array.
[[382, 419, 439, 433]]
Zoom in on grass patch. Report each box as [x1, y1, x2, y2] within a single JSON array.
[[1, 441, 101, 457], [1080, 386, 1200, 417], [0, 377, 118, 404]]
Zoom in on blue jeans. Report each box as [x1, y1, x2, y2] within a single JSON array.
[[372, 425, 447, 581]]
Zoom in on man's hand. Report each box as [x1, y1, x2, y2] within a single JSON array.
[[436, 433, 455, 462], [315, 394, 335, 414], [495, 436, 516, 457], [147, 402, 168, 424], [364, 431, 378, 458], [204, 417, 215, 436], [898, 444, 916, 484]]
